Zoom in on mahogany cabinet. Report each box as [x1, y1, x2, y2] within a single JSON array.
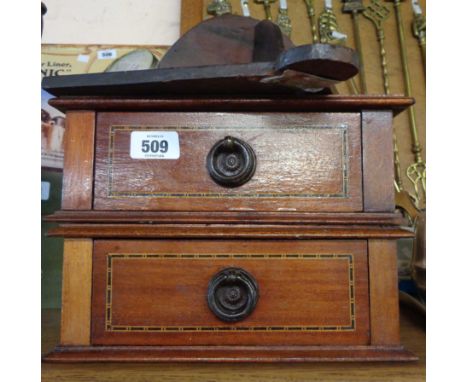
[[44, 96, 417, 362]]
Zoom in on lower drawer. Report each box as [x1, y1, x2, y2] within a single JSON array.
[[91, 240, 369, 346]]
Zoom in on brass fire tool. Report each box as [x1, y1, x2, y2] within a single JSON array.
[[411, 0, 426, 75], [319, 0, 359, 95], [363, 0, 411, 213], [363, 0, 391, 94], [277, 0, 292, 36], [386, 0, 425, 208], [342, 0, 367, 93], [254, 0, 277, 20], [207, 0, 233, 16], [303, 0, 319, 43]]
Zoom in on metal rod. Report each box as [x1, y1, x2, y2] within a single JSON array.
[[342, 1, 367, 94], [377, 29, 390, 95], [393, 1, 422, 162], [304, 0, 319, 43], [351, 13, 367, 93], [254, 0, 276, 20], [348, 77, 359, 95]]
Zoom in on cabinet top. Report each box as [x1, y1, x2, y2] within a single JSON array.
[[49, 95, 413, 115]]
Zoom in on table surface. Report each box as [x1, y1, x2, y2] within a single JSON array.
[[42, 304, 425, 381]]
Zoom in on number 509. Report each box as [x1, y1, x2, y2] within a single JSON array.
[[141, 139, 168, 153]]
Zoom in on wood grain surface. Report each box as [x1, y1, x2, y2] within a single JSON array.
[[93, 112, 363, 212], [45, 210, 407, 225], [48, 95, 413, 114], [47, 223, 414, 239], [42, 305, 425, 380], [362, 110, 395, 211], [180, 0, 204, 40], [61, 111, 95, 210], [164, 13, 294, 69], [91, 240, 369, 346], [369, 239, 400, 346], [60, 239, 93, 345]]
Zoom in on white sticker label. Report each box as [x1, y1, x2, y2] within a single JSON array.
[[130, 131, 180, 159], [241, 0, 250, 16], [77, 54, 90, 63], [411, 0, 422, 15], [97, 49, 117, 60], [41, 181, 50, 201]]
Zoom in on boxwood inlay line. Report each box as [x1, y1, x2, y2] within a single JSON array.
[[106, 125, 350, 199], [104, 253, 356, 333]]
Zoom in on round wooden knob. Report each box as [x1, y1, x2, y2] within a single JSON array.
[[207, 267, 259, 322], [206, 136, 256, 187]]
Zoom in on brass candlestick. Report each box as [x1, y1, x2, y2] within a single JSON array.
[[303, 0, 319, 43], [318, 1, 347, 44], [411, 0, 426, 75], [319, 1, 359, 95], [386, 0, 425, 208], [277, 2, 292, 37], [254, 0, 277, 20], [342, 0, 367, 94], [207, 0, 232, 16]]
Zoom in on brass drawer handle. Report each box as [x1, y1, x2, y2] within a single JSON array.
[[207, 267, 259, 322], [206, 136, 256, 187]]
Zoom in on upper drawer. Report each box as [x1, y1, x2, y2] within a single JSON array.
[[93, 112, 362, 212]]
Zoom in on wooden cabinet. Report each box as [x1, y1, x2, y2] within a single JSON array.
[[44, 96, 417, 362]]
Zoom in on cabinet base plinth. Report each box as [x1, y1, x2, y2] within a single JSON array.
[[43, 345, 417, 363]]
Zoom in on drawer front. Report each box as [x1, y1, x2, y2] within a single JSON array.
[[93, 112, 363, 212], [92, 240, 370, 346]]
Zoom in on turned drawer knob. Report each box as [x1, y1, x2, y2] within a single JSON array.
[[207, 267, 259, 322], [206, 136, 256, 187]]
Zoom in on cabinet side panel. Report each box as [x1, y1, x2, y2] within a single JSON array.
[[362, 111, 395, 212], [368, 239, 400, 345], [60, 239, 93, 345], [62, 111, 95, 210]]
